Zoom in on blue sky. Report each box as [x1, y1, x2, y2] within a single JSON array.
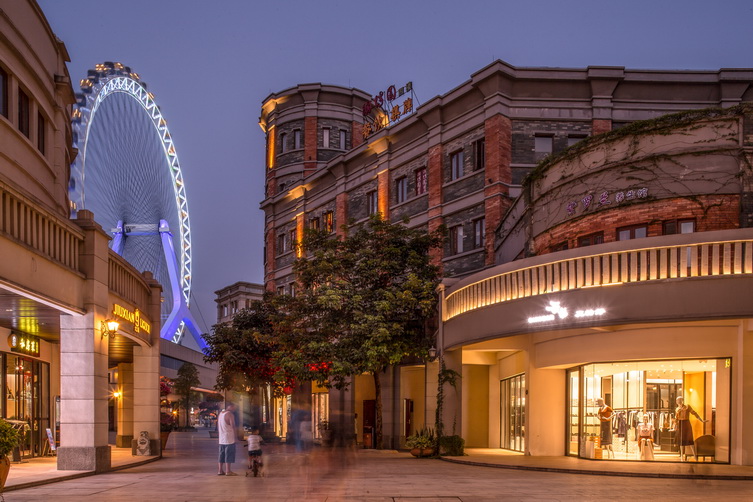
[[36, 0, 753, 332]]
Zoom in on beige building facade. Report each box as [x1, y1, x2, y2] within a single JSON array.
[[0, 0, 161, 472]]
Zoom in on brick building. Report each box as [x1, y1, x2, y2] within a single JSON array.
[[259, 60, 753, 453]]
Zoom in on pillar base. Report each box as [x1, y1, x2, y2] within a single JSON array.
[[116, 435, 133, 448], [57, 446, 111, 472]]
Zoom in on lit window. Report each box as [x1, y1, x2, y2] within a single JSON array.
[[473, 138, 485, 171], [449, 225, 464, 255], [415, 167, 427, 195], [323, 211, 334, 233], [339, 129, 347, 150], [322, 128, 330, 148], [18, 89, 29, 138], [534, 135, 552, 154], [294, 129, 302, 149], [37, 112, 45, 154], [473, 218, 485, 249], [617, 225, 648, 241], [309, 217, 320, 230], [396, 177, 408, 204], [367, 190, 378, 215], [450, 150, 464, 181], [578, 232, 604, 247]]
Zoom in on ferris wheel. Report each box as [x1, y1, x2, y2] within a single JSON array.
[[69, 62, 204, 348]]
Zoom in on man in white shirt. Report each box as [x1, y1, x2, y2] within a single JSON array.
[[217, 402, 238, 476]]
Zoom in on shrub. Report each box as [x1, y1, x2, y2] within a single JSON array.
[[439, 435, 465, 456], [405, 427, 436, 449], [0, 420, 20, 458]]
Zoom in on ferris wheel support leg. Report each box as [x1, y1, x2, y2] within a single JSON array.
[[111, 220, 125, 255], [159, 220, 206, 349]]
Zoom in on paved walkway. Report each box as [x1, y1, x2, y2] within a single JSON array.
[[450, 448, 753, 480], [4, 432, 753, 500]]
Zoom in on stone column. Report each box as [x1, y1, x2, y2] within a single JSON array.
[[132, 271, 162, 455], [58, 210, 111, 471], [115, 363, 134, 447]]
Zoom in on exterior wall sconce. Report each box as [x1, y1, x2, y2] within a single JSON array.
[[101, 319, 119, 338], [112, 391, 122, 399], [428, 347, 437, 361]]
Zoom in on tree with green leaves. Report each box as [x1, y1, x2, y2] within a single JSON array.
[[275, 214, 444, 448], [173, 362, 201, 428]]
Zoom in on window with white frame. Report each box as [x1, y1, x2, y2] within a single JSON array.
[[473, 217, 485, 249], [280, 132, 287, 153], [294, 129, 302, 149], [322, 127, 330, 148], [367, 190, 379, 215], [396, 177, 408, 204], [449, 225, 464, 255], [450, 150, 464, 181], [339, 129, 347, 150]]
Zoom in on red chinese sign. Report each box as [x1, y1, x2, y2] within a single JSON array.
[[362, 81, 415, 139]]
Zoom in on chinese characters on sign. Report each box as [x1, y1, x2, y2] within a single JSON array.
[[8, 332, 40, 357], [362, 81, 415, 139], [566, 187, 648, 217]]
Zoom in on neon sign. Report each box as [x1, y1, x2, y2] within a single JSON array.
[[362, 81, 415, 139], [528, 301, 606, 324], [112, 304, 152, 335]]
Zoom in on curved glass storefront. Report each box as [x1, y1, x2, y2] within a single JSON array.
[[567, 358, 730, 463]]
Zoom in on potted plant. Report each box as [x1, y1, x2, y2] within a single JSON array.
[[405, 427, 436, 457], [318, 420, 334, 446], [0, 420, 20, 490], [160, 411, 176, 451]]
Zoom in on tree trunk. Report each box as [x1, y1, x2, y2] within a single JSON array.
[[373, 370, 383, 449]]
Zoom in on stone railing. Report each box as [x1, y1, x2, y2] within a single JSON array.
[[0, 184, 83, 271], [108, 250, 151, 310], [445, 230, 753, 321]]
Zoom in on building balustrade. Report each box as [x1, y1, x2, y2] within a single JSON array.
[[444, 229, 753, 321]]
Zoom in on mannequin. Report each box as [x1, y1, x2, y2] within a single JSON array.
[[596, 398, 614, 458], [675, 396, 707, 461], [636, 413, 655, 461]]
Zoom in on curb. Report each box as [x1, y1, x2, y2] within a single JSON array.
[[439, 456, 753, 481], [3, 455, 162, 493]]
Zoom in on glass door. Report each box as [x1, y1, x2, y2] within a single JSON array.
[[500, 374, 525, 452], [567, 367, 580, 456]]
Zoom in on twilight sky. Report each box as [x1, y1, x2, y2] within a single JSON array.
[[37, 0, 753, 333]]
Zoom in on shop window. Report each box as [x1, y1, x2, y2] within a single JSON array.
[[500, 374, 525, 452], [450, 150, 464, 181], [395, 177, 408, 204], [367, 190, 378, 216], [473, 217, 485, 249], [339, 129, 347, 150], [663, 219, 695, 235], [415, 167, 427, 196], [322, 127, 330, 148], [473, 138, 485, 171], [18, 89, 30, 138], [617, 224, 648, 241], [449, 225, 464, 255], [323, 211, 334, 233], [578, 232, 604, 247], [0, 67, 7, 118], [293, 129, 302, 149], [567, 359, 730, 463]]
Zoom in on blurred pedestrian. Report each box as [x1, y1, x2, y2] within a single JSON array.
[[217, 402, 238, 476]]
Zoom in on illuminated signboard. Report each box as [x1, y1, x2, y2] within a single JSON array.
[[527, 301, 606, 324], [362, 81, 415, 139], [8, 332, 40, 357], [112, 304, 152, 335]]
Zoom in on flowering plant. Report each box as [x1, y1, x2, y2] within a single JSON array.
[[160, 411, 176, 432]]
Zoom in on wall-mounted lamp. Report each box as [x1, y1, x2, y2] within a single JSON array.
[[112, 391, 121, 399], [428, 347, 437, 361], [101, 318, 119, 338]]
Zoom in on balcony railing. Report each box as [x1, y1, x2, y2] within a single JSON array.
[[108, 250, 150, 311], [0, 185, 82, 271], [444, 231, 753, 321]]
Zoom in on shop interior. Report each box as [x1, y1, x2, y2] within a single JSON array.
[[568, 359, 730, 463]]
